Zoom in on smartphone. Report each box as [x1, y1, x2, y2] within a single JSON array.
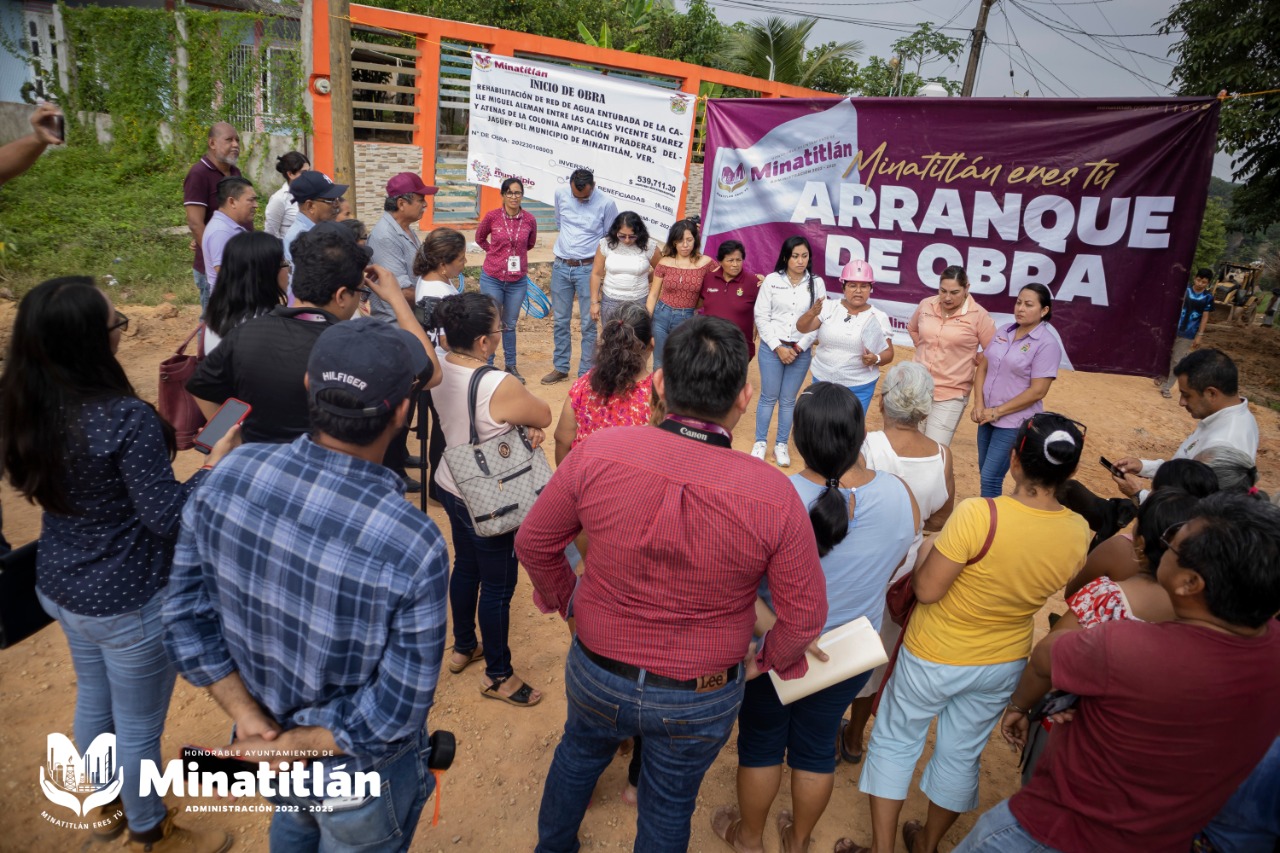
[[180, 745, 260, 775], [194, 398, 251, 454], [49, 113, 64, 143], [1099, 455, 1121, 476], [1029, 690, 1079, 722]]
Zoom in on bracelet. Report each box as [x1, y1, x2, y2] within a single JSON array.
[[874, 353, 881, 365], [199, 464, 214, 471], [1008, 700, 1030, 715]]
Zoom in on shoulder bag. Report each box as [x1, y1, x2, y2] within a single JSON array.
[[0, 542, 52, 648], [441, 366, 552, 537], [158, 324, 206, 451], [874, 497, 997, 714]]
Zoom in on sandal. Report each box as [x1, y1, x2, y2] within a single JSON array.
[[480, 674, 542, 707], [837, 719, 863, 764], [1161, 388, 1173, 399], [776, 809, 800, 853], [447, 645, 484, 674], [711, 806, 744, 851], [832, 840, 870, 853]]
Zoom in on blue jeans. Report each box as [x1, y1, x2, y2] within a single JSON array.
[[952, 799, 1063, 853], [267, 730, 434, 853], [37, 588, 175, 834], [755, 345, 812, 444], [849, 378, 878, 412], [652, 301, 695, 370], [536, 642, 746, 853], [976, 423, 1020, 497], [193, 268, 210, 318], [480, 271, 528, 369], [441, 489, 519, 681], [551, 259, 596, 376]]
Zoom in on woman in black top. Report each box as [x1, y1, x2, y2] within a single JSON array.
[[0, 278, 238, 849]]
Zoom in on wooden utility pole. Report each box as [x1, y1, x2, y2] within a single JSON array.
[[961, 0, 998, 97], [329, 0, 356, 217]]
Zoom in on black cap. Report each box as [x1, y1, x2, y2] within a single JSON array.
[[307, 322, 429, 418]]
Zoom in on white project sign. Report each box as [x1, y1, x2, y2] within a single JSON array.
[[467, 53, 696, 241]]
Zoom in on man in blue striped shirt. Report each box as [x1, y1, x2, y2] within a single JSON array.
[[164, 320, 448, 852]]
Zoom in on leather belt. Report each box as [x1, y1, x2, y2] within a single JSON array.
[[556, 257, 594, 267], [578, 640, 738, 693]]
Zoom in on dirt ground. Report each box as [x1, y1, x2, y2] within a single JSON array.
[[1, 296, 1277, 853]]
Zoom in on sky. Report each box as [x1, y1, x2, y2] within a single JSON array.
[[703, 0, 1235, 179]]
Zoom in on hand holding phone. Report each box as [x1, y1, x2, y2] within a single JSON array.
[[195, 398, 250, 455], [1099, 455, 1121, 476]]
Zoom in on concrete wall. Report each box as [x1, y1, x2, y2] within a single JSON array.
[[353, 141, 424, 223]]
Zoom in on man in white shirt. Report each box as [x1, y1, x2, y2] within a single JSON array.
[[543, 169, 618, 384], [1116, 348, 1259, 492]]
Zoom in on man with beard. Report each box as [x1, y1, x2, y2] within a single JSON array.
[[183, 122, 241, 316]]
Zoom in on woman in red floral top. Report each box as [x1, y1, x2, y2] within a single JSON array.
[[476, 177, 538, 383], [554, 302, 654, 464], [647, 219, 714, 370]]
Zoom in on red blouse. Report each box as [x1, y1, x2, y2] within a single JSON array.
[[567, 372, 653, 448], [654, 261, 712, 309]]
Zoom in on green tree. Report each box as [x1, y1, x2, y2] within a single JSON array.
[[801, 41, 860, 95], [631, 0, 728, 68], [577, 0, 671, 53], [1161, 1, 1280, 232], [891, 22, 964, 78], [725, 16, 861, 87], [1193, 197, 1229, 274]]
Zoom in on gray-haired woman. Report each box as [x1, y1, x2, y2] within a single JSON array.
[[839, 362, 955, 763], [1195, 446, 1262, 495]]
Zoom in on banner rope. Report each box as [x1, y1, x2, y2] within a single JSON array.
[[1218, 88, 1280, 100]]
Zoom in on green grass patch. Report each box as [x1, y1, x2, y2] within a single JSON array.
[[0, 142, 198, 305]]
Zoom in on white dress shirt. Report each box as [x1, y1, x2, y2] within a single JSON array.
[[1139, 397, 1259, 478]]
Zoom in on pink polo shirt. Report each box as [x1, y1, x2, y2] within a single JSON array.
[[908, 294, 997, 402]]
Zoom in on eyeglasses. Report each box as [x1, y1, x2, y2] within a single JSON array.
[[618, 232, 638, 242], [356, 287, 373, 304], [109, 311, 129, 333], [1160, 521, 1188, 558], [279, 261, 291, 269], [503, 191, 524, 198]]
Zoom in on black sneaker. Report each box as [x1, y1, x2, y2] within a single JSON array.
[[507, 367, 526, 384]]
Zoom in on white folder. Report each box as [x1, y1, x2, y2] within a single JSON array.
[[768, 616, 889, 706]]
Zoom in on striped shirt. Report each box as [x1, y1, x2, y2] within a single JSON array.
[[163, 435, 449, 766]]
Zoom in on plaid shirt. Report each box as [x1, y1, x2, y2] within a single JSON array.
[[516, 425, 827, 681], [163, 436, 449, 765]]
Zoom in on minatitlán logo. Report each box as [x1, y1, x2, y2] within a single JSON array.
[[40, 732, 123, 818]]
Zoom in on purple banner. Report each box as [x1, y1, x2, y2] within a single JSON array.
[[700, 97, 1220, 375]]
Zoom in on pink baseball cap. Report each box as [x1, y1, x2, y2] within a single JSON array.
[[386, 172, 438, 197]]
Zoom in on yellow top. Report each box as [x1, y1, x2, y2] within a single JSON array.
[[905, 496, 1089, 666]]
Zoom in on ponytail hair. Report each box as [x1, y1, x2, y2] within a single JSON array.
[[1013, 411, 1083, 488], [590, 301, 652, 399], [792, 382, 866, 557]]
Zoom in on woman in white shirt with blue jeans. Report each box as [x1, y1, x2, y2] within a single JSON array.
[[753, 236, 823, 467], [796, 259, 894, 411]]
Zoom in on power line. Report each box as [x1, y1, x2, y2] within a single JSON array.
[[1006, 0, 1170, 91]]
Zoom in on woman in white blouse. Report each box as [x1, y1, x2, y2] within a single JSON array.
[[796, 258, 894, 412], [589, 211, 658, 325], [263, 151, 310, 238], [752, 236, 824, 467]]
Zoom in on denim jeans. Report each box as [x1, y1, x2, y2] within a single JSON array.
[[551, 259, 596, 376], [848, 378, 878, 412], [479, 271, 528, 369], [652, 301, 695, 370], [267, 730, 434, 853], [951, 799, 1064, 853], [755, 345, 812, 444], [976, 422, 1020, 497], [440, 489, 519, 681], [193, 268, 210, 319], [37, 588, 176, 834], [536, 641, 745, 853]]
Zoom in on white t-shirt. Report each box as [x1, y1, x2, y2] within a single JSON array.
[[599, 239, 652, 301], [415, 277, 456, 358], [811, 299, 890, 386]]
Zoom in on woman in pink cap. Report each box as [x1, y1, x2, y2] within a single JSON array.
[[796, 259, 894, 411]]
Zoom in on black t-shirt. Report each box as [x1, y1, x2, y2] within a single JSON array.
[[186, 306, 339, 444]]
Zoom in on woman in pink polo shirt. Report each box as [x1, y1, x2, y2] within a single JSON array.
[[908, 266, 996, 446]]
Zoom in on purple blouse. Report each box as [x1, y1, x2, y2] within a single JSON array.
[[982, 322, 1060, 429]]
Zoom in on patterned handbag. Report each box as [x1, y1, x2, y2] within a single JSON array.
[[442, 366, 552, 537]]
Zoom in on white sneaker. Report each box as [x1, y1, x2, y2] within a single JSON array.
[[750, 441, 767, 460], [774, 443, 791, 467]]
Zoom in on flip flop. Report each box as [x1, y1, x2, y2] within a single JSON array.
[[832, 840, 871, 853], [480, 675, 542, 707], [711, 806, 745, 851], [776, 809, 796, 853], [837, 719, 863, 764], [447, 645, 484, 674]]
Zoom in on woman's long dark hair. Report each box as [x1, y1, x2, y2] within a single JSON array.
[[0, 278, 171, 515], [662, 219, 701, 261], [793, 382, 866, 557], [205, 232, 286, 338], [590, 302, 651, 399], [773, 236, 816, 302], [606, 211, 650, 252]]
